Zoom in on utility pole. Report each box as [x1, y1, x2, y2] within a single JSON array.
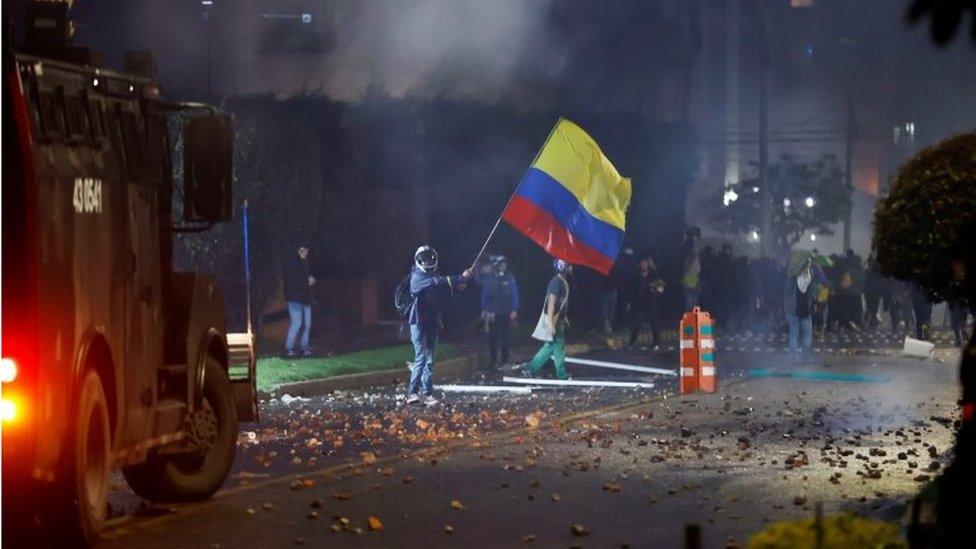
[[758, 3, 771, 256], [203, 1, 214, 100], [842, 93, 855, 251]]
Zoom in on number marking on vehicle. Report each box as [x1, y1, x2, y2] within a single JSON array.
[[72, 177, 103, 214]]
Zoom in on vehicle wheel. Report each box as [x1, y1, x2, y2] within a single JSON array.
[[123, 355, 237, 501], [62, 369, 112, 544]]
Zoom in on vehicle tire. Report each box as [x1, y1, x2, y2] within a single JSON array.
[[60, 369, 112, 545], [123, 355, 237, 502]]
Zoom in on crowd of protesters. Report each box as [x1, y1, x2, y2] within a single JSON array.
[[277, 232, 972, 399], [526, 227, 973, 354]]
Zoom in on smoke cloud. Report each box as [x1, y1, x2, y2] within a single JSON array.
[[321, 0, 554, 101]]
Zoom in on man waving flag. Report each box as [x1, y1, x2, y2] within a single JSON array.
[[501, 118, 631, 275]]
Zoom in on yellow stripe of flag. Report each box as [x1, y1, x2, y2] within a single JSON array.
[[531, 118, 632, 230]]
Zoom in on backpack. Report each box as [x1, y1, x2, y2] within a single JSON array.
[[394, 274, 414, 318]]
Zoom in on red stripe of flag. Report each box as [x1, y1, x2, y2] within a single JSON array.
[[503, 195, 614, 274]]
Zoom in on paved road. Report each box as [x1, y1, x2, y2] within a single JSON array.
[[100, 336, 962, 548]]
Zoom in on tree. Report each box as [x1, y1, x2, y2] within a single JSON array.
[[709, 154, 849, 256], [873, 132, 976, 302], [174, 95, 337, 333], [873, 131, 976, 549], [907, 0, 976, 47]]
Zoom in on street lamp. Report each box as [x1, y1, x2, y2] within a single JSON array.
[[810, 233, 817, 242], [804, 196, 816, 208], [748, 230, 760, 242]]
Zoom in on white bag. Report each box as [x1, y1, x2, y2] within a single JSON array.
[[531, 311, 553, 342], [531, 275, 569, 342]]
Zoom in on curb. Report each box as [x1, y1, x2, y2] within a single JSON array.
[[275, 353, 483, 397]]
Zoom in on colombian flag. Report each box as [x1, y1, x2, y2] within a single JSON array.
[[502, 119, 631, 275]]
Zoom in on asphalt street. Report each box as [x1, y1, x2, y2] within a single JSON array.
[[100, 331, 962, 548]]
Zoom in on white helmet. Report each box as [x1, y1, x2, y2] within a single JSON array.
[[414, 245, 438, 273]]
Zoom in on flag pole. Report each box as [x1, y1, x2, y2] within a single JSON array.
[[468, 118, 563, 270]]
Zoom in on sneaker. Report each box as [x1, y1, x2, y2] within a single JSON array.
[[301, 349, 313, 357], [406, 394, 421, 405], [520, 367, 535, 379], [423, 395, 439, 407], [285, 350, 297, 358]]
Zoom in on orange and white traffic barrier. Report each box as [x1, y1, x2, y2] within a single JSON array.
[[679, 307, 716, 395]]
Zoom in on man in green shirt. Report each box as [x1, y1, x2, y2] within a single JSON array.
[[522, 259, 572, 380]]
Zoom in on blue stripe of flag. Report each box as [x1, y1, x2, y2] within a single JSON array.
[[515, 167, 624, 261]]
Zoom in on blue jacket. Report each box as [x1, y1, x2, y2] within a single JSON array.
[[480, 273, 519, 314], [409, 267, 462, 328]]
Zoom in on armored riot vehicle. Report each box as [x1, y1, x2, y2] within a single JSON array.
[[2, 2, 258, 544]]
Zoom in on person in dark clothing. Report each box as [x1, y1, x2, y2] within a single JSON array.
[[909, 283, 933, 340], [629, 258, 664, 349], [407, 244, 473, 406], [711, 244, 734, 328], [729, 256, 754, 334], [699, 246, 718, 314], [887, 279, 912, 333], [681, 227, 702, 310], [283, 243, 315, 357], [610, 247, 636, 330], [825, 254, 842, 332], [836, 249, 864, 331], [480, 255, 519, 368], [949, 300, 971, 348], [784, 255, 827, 363], [863, 256, 885, 330], [759, 257, 785, 333]]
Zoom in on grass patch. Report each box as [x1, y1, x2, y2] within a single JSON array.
[[255, 343, 458, 392]]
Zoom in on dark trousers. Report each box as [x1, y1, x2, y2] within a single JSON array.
[[864, 291, 881, 328], [912, 299, 933, 340], [949, 302, 970, 346], [889, 303, 909, 333], [629, 303, 660, 347], [840, 292, 862, 328], [488, 318, 510, 366]]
